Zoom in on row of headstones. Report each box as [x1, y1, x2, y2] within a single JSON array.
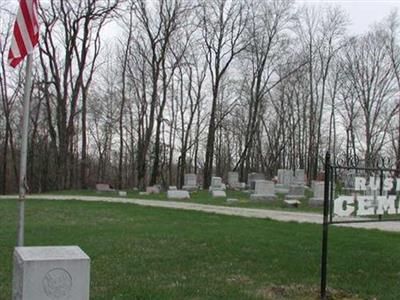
[[167, 175, 228, 200], [250, 179, 325, 206], [277, 169, 306, 187], [166, 172, 325, 206]]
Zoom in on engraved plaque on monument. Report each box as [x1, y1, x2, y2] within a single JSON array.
[[228, 172, 239, 188], [309, 181, 325, 207], [209, 176, 223, 191], [294, 169, 305, 185], [182, 173, 198, 191], [250, 180, 276, 201], [276, 169, 293, 194], [248, 173, 265, 190], [12, 246, 90, 300]]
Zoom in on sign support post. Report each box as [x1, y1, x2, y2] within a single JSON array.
[[320, 151, 330, 299]]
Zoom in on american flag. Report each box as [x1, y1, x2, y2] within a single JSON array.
[[8, 0, 39, 68]]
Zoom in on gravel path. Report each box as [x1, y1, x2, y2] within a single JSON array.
[[2, 194, 400, 233]]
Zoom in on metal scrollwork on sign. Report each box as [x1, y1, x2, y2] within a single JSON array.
[[372, 156, 392, 169], [333, 152, 393, 169], [334, 153, 360, 168]]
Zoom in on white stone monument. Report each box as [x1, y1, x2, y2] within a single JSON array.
[[228, 172, 240, 189], [309, 181, 325, 206], [209, 176, 224, 192], [275, 170, 292, 194], [250, 180, 276, 201], [294, 169, 305, 185], [182, 173, 198, 191], [212, 190, 226, 198], [286, 184, 305, 199], [167, 190, 190, 200], [12, 246, 90, 300], [118, 190, 127, 197], [248, 173, 265, 190], [146, 185, 160, 194]]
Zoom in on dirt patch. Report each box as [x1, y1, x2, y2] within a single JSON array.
[[226, 274, 252, 285], [252, 284, 365, 300]]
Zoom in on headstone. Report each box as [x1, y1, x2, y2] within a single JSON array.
[[139, 192, 150, 196], [95, 183, 115, 192], [169, 186, 177, 190], [118, 191, 127, 197], [209, 176, 223, 191], [227, 198, 239, 204], [248, 173, 265, 190], [286, 184, 305, 200], [146, 185, 160, 194], [277, 170, 293, 186], [309, 181, 324, 207], [284, 200, 301, 207], [277, 169, 286, 185], [250, 180, 276, 201], [167, 190, 190, 200], [228, 172, 239, 188], [212, 190, 226, 198], [276, 170, 293, 193], [182, 173, 198, 191], [13, 246, 90, 300], [294, 169, 305, 185]]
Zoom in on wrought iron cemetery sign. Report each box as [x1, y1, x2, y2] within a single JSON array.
[[320, 152, 400, 299]]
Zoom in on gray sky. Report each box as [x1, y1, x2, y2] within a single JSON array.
[[299, 0, 400, 34]]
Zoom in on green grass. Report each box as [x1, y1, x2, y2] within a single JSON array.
[[44, 189, 323, 213], [1, 198, 399, 299]]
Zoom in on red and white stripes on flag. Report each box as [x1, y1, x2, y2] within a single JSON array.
[[8, 0, 39, 68]]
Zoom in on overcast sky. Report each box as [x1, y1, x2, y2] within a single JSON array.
[[2, 0, 400, 37], [300, 0, 400, 34]]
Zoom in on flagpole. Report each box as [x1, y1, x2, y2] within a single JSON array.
[[17, 53, 33, 247]]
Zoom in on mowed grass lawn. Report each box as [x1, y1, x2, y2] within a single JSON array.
[[0, 199, 399, 299]]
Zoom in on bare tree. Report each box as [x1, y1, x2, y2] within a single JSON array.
[[38, 0, 119, 189], [200, 0, 248, 188], [341, 29, 398, 167]]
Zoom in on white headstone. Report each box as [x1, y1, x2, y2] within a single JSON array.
[[313, 182, 324, 198], [118, 191, 127, 197], [183, 174, 198, 191], [12, 246, 90, 300], [309, 181, 325, 206], [167, 190, 190, 200], [227, 198, 239, 204], [228, 172, 239, 188], [284, 199, 301, 207], [184, 174, 197, 186], [146, 186, 160, 194], [294, 169, 305, 185], [212, 190, 226, 198], [248, 173, 265, 190], [209, 177, 223, 191], [95, 183, 115, 192], [254, 180, 273, 194], [286, 184, 305, 199], [276, 170, 293, 189], [250, 180, 276, 201]]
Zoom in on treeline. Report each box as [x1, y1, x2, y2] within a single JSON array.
[[0, 0, 399, 193]]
